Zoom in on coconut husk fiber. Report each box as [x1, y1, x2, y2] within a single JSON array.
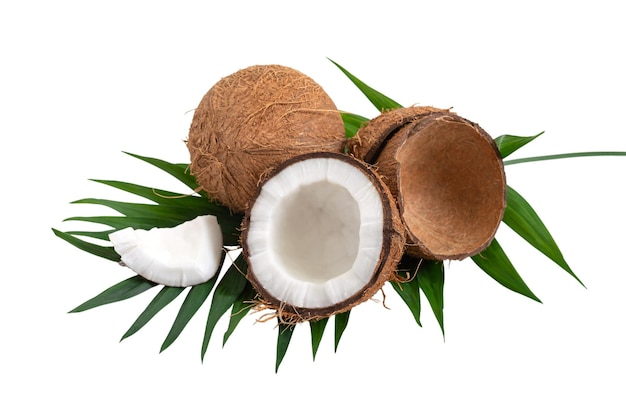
[[354, 107, 506, 260], [241, 152, 406, 323], [187, 65, 346, 213], [348, 106, 448, 162]]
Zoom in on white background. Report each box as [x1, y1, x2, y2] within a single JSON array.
[[2, 1, 625, 415]]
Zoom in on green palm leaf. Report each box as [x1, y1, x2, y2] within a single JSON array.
[[123, 152, 209, 199], [63, 215, 183, 230], [64, 230, 113, 241], [71, 198, 199, 222], [391, 255, 422, 327], [495, 132, 543, 158], [503, 186, 582, 285], [113, 153, 239, 227], [72, 196, 241, 238], [64, 214, 240, 246], [69, 276, 157, 313], [222, 282, 256, 346], [329, 59, 403, 111], [161, 274, 220, 353], [310, 318, 329, 361], [341, 112, 369, 139], [52, 228, 119, 262], [90, 179, 209, 209], [334, 311, 350, 352], [418, 260, 445, 338], [276, 323, 295, 373], [201, 254, 248, 361], [120, 154, 240, 233], [120, 286, 185, 341], [504, 151, 626, 166], [472, 238, 541, 302]]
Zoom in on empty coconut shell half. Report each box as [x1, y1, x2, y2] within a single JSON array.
[[353, 107, 506, 260], [241, 152, 405, 322]]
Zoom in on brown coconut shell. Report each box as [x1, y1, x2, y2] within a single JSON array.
[[187, 64, 346, 213], [355, 108, 506, 260], [241, 152, 406, 323], [349, 106, 449, 162]]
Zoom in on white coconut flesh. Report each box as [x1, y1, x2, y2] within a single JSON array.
[[245, 157, 385, 309], [109, 215, 223, 287]]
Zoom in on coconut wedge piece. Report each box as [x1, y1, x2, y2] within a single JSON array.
[[109, 215, 223, 287], [241, 152, 405, 322], [353, 107, 506, 260]]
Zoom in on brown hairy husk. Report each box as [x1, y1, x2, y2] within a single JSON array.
[[187, 64, 346, 213], [348, 106, 450, 163], [241, 152, 406, 323]]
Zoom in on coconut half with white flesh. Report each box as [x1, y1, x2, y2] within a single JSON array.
[[241, 152, 405, 322], [109, 215, 223, 287]]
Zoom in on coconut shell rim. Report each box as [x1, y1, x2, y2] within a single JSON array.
[[351, 106, 452, 163]]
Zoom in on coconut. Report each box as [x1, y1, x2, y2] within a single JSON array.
[[241, 152, 405, 323], [187, 64, 346, 213], [109, 215, 224, 287], [353, 107, 506, 260]]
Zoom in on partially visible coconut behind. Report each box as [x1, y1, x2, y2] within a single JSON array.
[[352, 107, 506, 260], [348, 106, 445, 162], [187, 65, 346, 213]]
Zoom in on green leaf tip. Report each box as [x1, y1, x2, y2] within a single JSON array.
[[503, 186, 583, 287], [201, 254, 248, 361], [160, 275, 219, 355], [495, 131, 544, 159], [276, 323, 295, 373], [121, 151, 209, 200], [69, 276, 157, 313], [328, 58, 403, 112], [472, 238, 542, 303], [334, 311, 350, 352], [52, 228, 120, 262], [417, 260, 445, 339], [222, 282, 256, 347], [310, 318, 329, 361], [392, 255, 423, 328], [120, 286, 185, 342]]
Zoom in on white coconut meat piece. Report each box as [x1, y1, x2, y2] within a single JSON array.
[[245, 155, 385, 310], [109, 215, 223, 287]]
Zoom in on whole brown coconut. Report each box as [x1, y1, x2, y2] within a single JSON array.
[[187, 65, 346, 213], [352, 107, 506, 260]]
